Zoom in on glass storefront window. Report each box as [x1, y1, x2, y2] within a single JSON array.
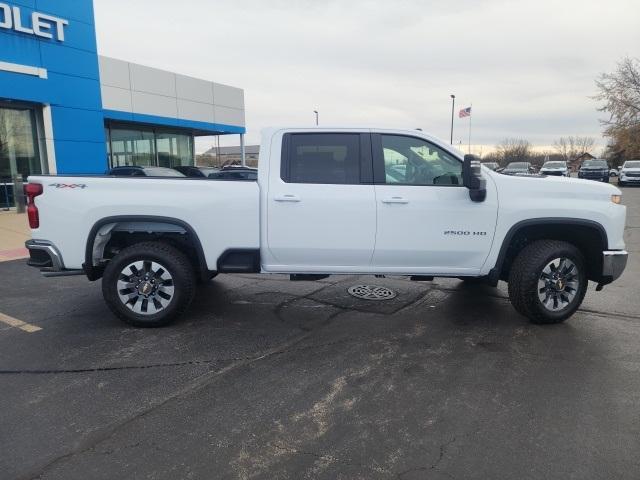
[[0, 106, 42, 181], [157, 132, 193, 168], [109, 127, 156, 167], [0, 105, 43, 208], [106, 124, 194, 169]]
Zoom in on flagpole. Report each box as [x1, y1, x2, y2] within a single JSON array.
[[468, 103, 472, 155]]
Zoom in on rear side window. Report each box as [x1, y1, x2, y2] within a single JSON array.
[[282, 133, 361, 184]]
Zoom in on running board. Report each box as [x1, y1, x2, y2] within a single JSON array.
[[42, 270, 85, 277]]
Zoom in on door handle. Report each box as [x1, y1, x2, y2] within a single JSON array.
[[274, 194, 301, 202], [381, 196, 409, 204]]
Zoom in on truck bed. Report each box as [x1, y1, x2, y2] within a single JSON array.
[[27, 176, 260, 270]]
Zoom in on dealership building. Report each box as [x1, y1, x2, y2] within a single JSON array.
[[0, 0, 245, 205]]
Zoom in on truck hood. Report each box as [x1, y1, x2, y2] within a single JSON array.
[[621, 168, 640, 174], [489, 170, 620, 198]]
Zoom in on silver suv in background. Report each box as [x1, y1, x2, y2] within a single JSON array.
[[540, 161, 569, 177], [618, 160, 640, 186]]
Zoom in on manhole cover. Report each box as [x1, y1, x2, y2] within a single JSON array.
[[348, 285, 397, 301]]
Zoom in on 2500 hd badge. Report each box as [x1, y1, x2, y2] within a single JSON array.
[[444, 230, 487, 236]]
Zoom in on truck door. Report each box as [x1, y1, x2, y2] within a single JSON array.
[[265, 131, 376, 271], [370, 133, 498, 274]]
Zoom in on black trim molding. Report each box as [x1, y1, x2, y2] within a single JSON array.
[[83, 215, 210, 281], [487, 217, 608, 284]]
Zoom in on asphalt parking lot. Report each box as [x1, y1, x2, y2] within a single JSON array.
[[1, 185, 639, 480]]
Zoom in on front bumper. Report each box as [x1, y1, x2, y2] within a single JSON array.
[[620, 175, 640, 182], [600, 250, 628, 285], [579, 173, 609, 181]]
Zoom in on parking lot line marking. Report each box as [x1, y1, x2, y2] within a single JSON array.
[[0, 312, 42, 333]]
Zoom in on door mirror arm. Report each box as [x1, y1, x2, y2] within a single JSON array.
[[462, 154, 487, 202]]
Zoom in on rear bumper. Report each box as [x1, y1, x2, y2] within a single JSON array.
[[25, 239, 65, 271], [25, 240, 84, 277], [600, 250, 628, 284]]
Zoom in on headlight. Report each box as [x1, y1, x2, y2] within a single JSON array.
[[611, 194, 622, 204]]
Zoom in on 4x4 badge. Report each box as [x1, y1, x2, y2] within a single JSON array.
[[49, 183, 87, 189]]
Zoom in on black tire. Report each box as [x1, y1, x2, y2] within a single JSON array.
[[197, 272, 218, 285], [507, 240, 587, 324], [618, 181, 625, 187], [102, 241, 196, 327]]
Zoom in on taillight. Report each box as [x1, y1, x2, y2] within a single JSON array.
[[24, 183, 43, 229]]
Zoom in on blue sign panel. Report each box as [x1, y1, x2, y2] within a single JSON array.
[[0, 0, 106, 173]]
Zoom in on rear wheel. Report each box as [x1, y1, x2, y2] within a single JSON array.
[[102, 241, 196, 327], [508, 240, 587, 324]]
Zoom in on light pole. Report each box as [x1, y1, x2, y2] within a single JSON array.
[[449, 94, 455, 144], [313, 110, 318, 126]]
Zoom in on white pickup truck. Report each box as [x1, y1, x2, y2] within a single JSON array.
[[25, 128, 628, 327]]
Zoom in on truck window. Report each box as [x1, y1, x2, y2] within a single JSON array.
[[283, 133, 360, 184], [380, 135, 462, 186]]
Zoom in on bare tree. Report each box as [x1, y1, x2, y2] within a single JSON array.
[[495, 138, 532, 166], [594, 57, 640, 131], [553, 136, 596, 162], [594, 57, 640, 160]]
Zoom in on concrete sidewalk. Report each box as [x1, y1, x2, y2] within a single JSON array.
[[0, 211, 30, 262]]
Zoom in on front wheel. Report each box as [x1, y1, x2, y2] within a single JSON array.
[[508, 240, 587, 324], [102, 241, 196, 327]]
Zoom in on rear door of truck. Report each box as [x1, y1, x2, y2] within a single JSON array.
[[264, 130, 376, 271]]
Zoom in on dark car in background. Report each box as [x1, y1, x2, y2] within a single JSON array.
[[108, 166, 186, 177], [578, 159, 609, 182], [208, 166, 258, 181], [501, 162, 535, 175], [173, 166, 220, 178]]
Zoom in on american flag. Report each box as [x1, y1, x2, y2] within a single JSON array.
[[459, 106, 472, 118]]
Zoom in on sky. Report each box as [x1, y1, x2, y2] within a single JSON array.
[[94, 0, 640, 154]]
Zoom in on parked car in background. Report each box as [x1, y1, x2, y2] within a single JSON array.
[[108, 166, 186, 177], [578, 159, 609, 183], [618, 160, 640, 186], [501, 162, 535, 175], [482, 162, 499, 171], [208, 166, 258, 181], [173, 166, 220, 178], [609, 168, 619, 177], [540, 161, 569, 177]]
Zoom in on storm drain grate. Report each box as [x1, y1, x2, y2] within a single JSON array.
[[348, 285, 397, 301]]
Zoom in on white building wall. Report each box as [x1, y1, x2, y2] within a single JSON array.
[[98, 56, 245, 128]]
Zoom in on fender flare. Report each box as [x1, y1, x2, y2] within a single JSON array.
[[487, 217, 608, 284], [83, 215, 209, 281]]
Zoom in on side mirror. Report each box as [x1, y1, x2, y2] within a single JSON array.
[[462, 154, 487, 202]]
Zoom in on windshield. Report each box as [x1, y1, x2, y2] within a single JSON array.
[[624, 161, 640, 168], [543, 162, 566, 168], [582, 160, 607, 168], [143, 167, 185, 177], [506, 162, 528, 169]]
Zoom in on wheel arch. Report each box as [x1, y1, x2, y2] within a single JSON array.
[[489, 218, 608, 284], [83, 215, 211, 281]]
